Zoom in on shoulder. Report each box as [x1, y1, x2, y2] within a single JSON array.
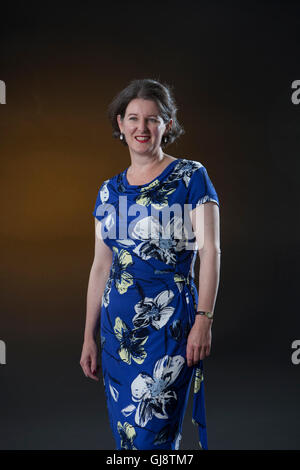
[[93, 178, 111, 205], [96, 168, 127, 198], [96, 169, 121, 191], [97, 177, 112, 192], [175, 158, 205, 172], [172, 158, 206, 187]]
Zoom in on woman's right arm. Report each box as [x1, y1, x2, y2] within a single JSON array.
[[79, 219, 113, 381]]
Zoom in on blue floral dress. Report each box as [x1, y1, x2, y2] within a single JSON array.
[[92, 158, 219, 450]]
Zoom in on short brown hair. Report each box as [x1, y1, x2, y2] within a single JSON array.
[[107, 78, 185, 147]]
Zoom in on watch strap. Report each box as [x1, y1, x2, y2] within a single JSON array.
[[195, 310, 214, 319]]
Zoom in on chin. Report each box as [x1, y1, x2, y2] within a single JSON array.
[[132, 144, 153, 152]]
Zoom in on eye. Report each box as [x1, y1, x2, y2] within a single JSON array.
[[128, 117, 158, 122]]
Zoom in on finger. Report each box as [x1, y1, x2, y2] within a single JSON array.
[[91, 367, 99, 379], [87, 357, 94, 374], [203, 344, 210, 358], [85, 366, 99, 381], [79, 360, 88, 376], [186, 345, 193, 367], [91, 358, 97, 375], [193, 347, 200, 366], [90, 374, 99, 381], [82, 362, 90, 377], [200, 346, 206, 360], [82, 360, 97, 380]]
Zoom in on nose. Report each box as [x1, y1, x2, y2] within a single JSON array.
[[137, 118, 149, 133]]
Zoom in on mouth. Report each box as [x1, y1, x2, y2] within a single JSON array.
[[135, 136, 151, 143]]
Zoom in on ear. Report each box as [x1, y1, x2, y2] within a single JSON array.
[[117, 114, 123, 132], [167, 118, 173, 132]]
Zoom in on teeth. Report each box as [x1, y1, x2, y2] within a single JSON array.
[[136, 137, 150, 141]]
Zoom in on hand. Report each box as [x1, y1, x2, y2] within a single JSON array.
[[79, 339, 100, 381], [186, 316, 212, 367]]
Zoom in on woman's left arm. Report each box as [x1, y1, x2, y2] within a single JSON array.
[[186, 201, 221, 366]]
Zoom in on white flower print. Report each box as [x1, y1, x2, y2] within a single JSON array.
[[132, 290, 175, 330], [121, 404, 136, 417], [109, 381, 119, 402], [103, 212, 115, 232], [100, 180, 110, 203], [131, 215, 189, 265], [131, 354, 185, 427], [175, 431, 182, 450], [102, 275, 112, 307]]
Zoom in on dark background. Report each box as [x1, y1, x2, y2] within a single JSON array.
[[0, 0, 299, 449]]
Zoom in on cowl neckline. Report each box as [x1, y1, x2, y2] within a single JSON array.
[[121, 158, 179, 191]]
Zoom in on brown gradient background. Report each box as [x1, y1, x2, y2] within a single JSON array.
[[0, 1, 300, 449]]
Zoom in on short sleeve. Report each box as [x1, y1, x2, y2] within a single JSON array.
[[187, 164, 219, 209], [92, 179, 111, 222]]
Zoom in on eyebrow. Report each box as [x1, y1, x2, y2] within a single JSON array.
[[128, 113, 159, 117]]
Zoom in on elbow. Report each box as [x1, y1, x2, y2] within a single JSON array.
[[91, 260, 112, 278], [198, 244, 221, 257]]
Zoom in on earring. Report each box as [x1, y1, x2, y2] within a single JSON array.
[[163, 135, 168, 144], [120, 132, 124, 141]]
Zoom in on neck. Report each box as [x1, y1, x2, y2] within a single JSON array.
[[128, 150, 166, 173]]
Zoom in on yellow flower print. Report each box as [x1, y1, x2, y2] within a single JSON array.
[[174, 273, 185, 283], [136, 179, 176, 209], [114, 317, 148, 365], [174, 273, 188, 292], [112, 246, 134, 294], [194, 366, 204, 394], [117, 421, 138, 450], [174, 274, 191, 294]]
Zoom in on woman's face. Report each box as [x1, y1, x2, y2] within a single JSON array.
[[117, 98, 171, 155]]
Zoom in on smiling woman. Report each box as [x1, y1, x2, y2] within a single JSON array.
[[107, 78, 185, 148], [110, 84, 184, 185], [80, 78, 221, 451], [122, 103, 168, 160]]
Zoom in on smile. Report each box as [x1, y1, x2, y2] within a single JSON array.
[[135, 136, 150, 142]]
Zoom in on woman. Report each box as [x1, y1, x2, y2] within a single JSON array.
[[80, 78, 221, 450]]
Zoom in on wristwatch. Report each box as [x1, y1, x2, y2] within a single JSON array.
[[195, 310, 214, 319]]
